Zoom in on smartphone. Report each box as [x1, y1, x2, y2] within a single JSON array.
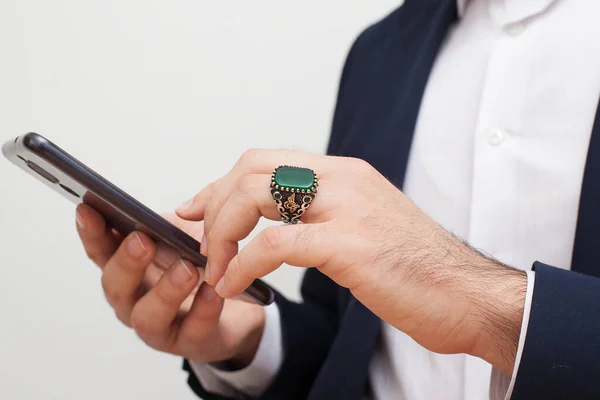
[[2, 132, 274, 306]]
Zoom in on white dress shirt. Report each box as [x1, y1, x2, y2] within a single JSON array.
[[190, 0, 600, 398]]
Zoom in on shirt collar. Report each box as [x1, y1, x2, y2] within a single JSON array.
[[457, 0, 558, 25]]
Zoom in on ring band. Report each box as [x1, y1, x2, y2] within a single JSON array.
[[270, 165, 318, 224]]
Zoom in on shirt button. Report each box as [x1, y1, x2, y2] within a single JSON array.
[[504, 22, 526, 36], [487, 128, 505, 146]]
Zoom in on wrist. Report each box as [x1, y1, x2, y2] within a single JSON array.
[[227, 304, 266, 369], [466, 256, 527, 376]]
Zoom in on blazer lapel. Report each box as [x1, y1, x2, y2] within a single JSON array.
[[571, 99, 600, 277]]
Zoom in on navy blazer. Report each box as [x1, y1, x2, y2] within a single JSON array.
[[184, 1, 600, 398]]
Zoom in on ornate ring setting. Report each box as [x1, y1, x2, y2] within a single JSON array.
[[270, 165, 318, 224]]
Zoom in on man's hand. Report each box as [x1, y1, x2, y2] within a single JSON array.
[[75, 204, 265, 368], [176, 149, 527, 376]]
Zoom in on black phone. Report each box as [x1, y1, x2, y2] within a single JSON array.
[[2, 132, 274, 306]]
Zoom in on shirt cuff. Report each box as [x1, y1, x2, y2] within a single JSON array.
[[189, 302, 283, 398], [489, 270, 536, 400]]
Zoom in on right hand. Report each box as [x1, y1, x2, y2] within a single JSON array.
[[75, 203, 266, 367]]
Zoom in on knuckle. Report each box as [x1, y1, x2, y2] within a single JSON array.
[[231, 188, 250, 206], [347, 157, 372, 172], [85, 249, 102, 265], [295, 226, 318, 249], [239, 175, 259, 194], [115, 310, 132, 328], [154, 283, 181, 306], [193, 182, 215, 204], [101, 274, 121, 305], [239, 148, 261, 165], [130, 311, 153, 339], [177, 326, 202, 350], [259, 227, 282, 253]]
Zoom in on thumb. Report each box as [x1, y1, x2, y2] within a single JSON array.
[[176, 283, 225, 353], [215, 223, 334, 298]]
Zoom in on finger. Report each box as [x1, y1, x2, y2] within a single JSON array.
[[101, 231, 156, 325], [142, 264, 203, 313], [76, 204, 120, 268], [175, 284, 224, 355], [215, 223, 333, 298], [201, 149, 330, 234], [175, 179, 220, 221], [130, 259, 199, 352], [206, 174, 280, 284]]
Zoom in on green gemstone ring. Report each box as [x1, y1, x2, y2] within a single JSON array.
[[270, 165, 318, 224]]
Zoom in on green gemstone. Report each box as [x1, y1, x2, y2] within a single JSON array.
[[274, 166, 315, 191]]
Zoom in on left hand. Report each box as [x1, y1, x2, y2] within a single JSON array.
[[75, 207, 267, 367], [176, 149, 527, 376]]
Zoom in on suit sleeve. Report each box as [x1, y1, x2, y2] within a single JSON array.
[[510, 262, 600, 399], [183, 270, 341, 400]]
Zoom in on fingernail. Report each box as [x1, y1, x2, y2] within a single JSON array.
[[176, 198, 193, 214], [215, 276, 225, 294], [199, 283, 217, 301], [128, 232, 147, 257], [76, 210, 85, 230], [172, 259, 193, 285]]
